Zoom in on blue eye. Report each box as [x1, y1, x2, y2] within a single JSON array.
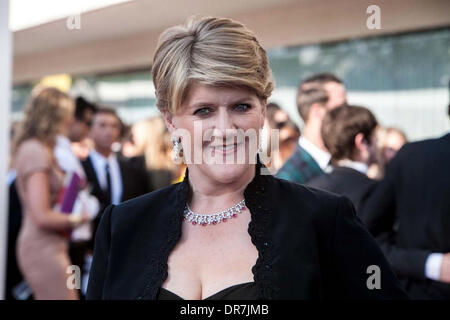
[[234, 103, 251, 111], [194, 107, 211, 116]]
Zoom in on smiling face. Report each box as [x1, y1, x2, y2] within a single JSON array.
[[163, 82, 266, 184]]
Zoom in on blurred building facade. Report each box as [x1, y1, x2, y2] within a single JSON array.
[[11, 0, 450, 140]]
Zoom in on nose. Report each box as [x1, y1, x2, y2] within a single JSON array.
[[214, 107, 236, 131], [215, 107, 236, 131], [213, 107, 237, 143]]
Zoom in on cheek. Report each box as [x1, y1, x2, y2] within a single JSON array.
[[176, 112, 264, 154], [236, 112, 264, 131], [90, 127, 99, 136]]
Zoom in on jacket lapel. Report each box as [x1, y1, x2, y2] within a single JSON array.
[[82, 155, 106, 204]]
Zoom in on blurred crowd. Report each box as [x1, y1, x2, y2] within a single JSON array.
[[5, 72, 450, 300]]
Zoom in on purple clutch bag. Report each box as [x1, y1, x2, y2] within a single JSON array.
[[60, 172, 82, 214]]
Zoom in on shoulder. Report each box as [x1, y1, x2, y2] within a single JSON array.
[[114, 181, 179, 210], [269, 175, 351, 222], [276, 147, 321, 182], [81, 154, 92, 164], [387, 135, 449, 175], [118, 155, 147, 175], [396, 134, 448, 158], [272, 173, 340, 199], [267, 175, 356, 250], [277, 146, 305, 171], [306, 171, 330, 189], [14, 139, 52, 168], [107, 182, 181, 228], [305, 168, 368, 191], [16, 139, 49, 157], [332, 167, 373, 184], [120, 155, 146, 168]]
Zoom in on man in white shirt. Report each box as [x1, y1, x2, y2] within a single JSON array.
[[277, 73, 346, 183], [80, 107, 149, 295], [82, 108, 149, 248], [87, 148, 123, 206], [82, 108, 124, 209]]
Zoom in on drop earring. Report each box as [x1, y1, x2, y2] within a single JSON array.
[[172, 136, 183, 163], [258, 128, 264, 153]]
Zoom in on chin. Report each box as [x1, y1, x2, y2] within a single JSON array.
[[202, 163, 251, 184]]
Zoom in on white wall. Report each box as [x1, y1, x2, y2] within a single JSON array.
[[0, 0, 12, 300]]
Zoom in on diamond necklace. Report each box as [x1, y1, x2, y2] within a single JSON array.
[[183, 199, 246, 226]]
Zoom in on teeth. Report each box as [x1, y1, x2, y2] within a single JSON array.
[[222, 145, 235, 151], [212, 144, 238, 151]]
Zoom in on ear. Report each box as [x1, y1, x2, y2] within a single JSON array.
[[161, 110, 176, 134], [354, 132, 367, 152]]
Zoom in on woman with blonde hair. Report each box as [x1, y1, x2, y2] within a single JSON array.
[[87, 17, 407, 300], [13, 87, 89, 300], [131, 116, 183, 189]]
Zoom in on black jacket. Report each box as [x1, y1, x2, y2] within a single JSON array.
[[307, 166, 378, 215], [86, 162, 407, 300], [82, 154, 149, 250], [361, 133, 450, 299], [82, 154, 149, 212]]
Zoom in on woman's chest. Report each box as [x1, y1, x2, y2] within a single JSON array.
[[169, 230, 258, 274], [162, 220, 259, 299]]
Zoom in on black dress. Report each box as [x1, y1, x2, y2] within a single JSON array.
[[158, 282, 258, 300], [86, 159, 408, 300]]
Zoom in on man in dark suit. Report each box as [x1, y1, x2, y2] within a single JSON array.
[[361, 107, 450, 299], [82, 108, 149, 251], [276, 73, 347, 184], [307, 105, 379, 214]]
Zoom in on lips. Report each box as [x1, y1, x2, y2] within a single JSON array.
[[210, 142, 243, 154], [214, 144, 237, 151]]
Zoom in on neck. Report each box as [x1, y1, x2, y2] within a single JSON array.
[[338, 158, 369, 174], [352, 154, 368, 166], [302, 123, 327, 152], [95, 147, 112, 158], [187, 164, 256, 214]]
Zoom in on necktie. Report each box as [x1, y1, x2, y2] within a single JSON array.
[[105, 163, 112, 205]]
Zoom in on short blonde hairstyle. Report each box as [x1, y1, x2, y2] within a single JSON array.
[[152, 16, 274, 114], [13, 86, 74, 154]]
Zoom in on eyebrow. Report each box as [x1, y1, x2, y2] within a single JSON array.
[[189, 97, 255, 110]]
